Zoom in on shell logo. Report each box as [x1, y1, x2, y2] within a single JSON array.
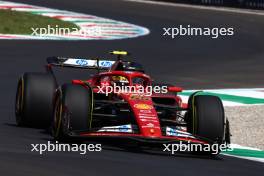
[[134, 103, 153, 110]]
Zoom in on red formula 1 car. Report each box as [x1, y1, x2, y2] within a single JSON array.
[[15, 51, 230, 154]]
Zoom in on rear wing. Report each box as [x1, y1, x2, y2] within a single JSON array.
[[47, 56, 115, 70]]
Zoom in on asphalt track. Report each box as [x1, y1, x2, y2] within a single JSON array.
[[0, 0, 264, 175]]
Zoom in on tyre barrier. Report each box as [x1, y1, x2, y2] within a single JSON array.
[[154, 0, 264, 10]]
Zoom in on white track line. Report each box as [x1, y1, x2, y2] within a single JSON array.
[[222, 153, 264, 163], [124, 0, 264, 16]]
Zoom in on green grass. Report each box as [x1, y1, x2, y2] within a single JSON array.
[[0, 9, 79, 35]]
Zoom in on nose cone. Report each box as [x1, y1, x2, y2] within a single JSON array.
[[131, 102, 162, 137]]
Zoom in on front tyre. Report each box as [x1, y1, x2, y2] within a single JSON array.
[[187, 95, 225, 155], [52, 84, 93, 141]]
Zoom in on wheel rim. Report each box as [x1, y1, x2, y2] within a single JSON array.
[[53, 97, 62, 138], [15, 80, 23, 124]]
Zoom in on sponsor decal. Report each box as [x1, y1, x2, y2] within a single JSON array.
[[166, 127, 195, 138], [146, 123, 154, 127], [134, 103, 153, 110], [76, 59, 88, 66], [142, 125, 160, 129], [139, 109, 152, 113], [124, 71, 133, 74], [64, 59, 115, 68], [139, 119, 158, 122], [119, 125, 130, 132], [138, 113, 156, 117], [98, 124, 132, 133], [167, 127, 177, 136], [130, 94, 151, 101], [99, 61, 114, 68], [139, 115, 157, 119]]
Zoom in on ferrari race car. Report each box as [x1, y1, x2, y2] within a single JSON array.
[[15, 51, 230, 154]]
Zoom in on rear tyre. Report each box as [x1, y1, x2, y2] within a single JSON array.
[[187, 95, 225, 154], [52, 84, 93, 141], [15, 73, 56, 128]]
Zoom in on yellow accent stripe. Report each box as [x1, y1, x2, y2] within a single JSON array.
[[21, 77, 24, 110], [55, 101, 63, 138]]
